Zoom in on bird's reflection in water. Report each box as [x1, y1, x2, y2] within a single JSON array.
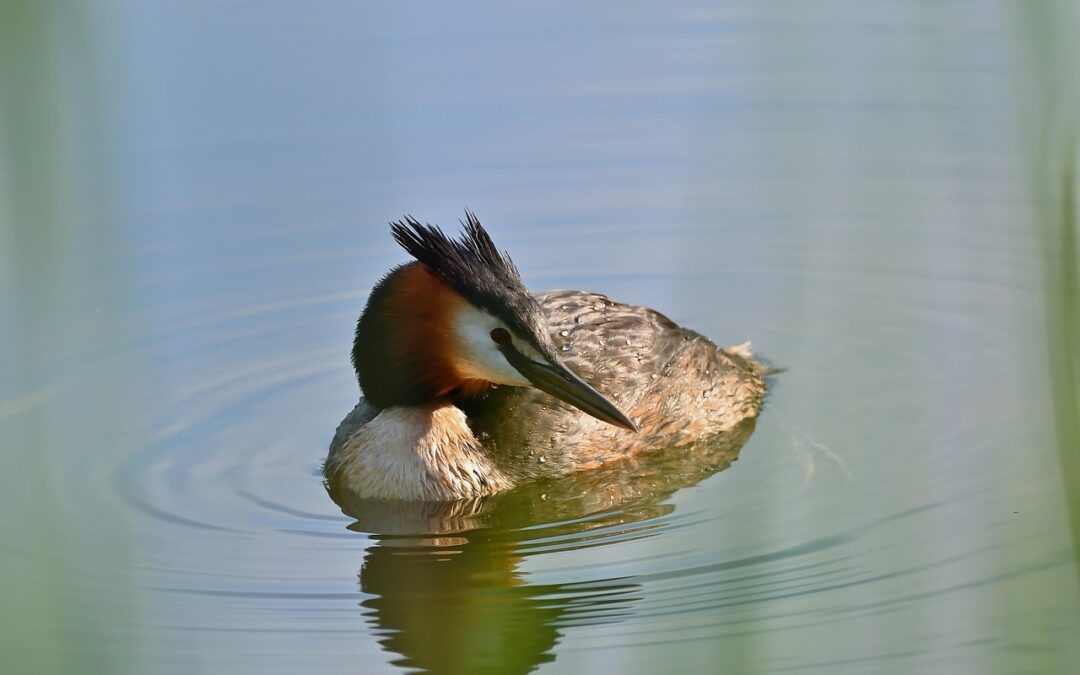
[[334, 418, 757, 675]]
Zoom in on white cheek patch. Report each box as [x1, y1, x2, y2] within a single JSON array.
[[452, 305, 533, 386]]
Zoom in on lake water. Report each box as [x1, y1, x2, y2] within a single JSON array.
[[2, 2, 1079, 673]]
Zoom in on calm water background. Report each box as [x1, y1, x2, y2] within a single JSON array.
[[2, 2, 1079, 673]]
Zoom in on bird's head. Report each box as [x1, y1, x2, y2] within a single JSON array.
[[352, 211, 637, 432]]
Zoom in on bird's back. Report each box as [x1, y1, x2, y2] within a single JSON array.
[[457, 291, 767, 481]]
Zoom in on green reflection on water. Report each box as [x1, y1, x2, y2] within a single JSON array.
[[345, 419, 753, 674]]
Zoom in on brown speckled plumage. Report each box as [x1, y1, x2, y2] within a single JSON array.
[[457, 290, 767, 480]]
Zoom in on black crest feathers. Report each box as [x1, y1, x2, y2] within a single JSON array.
[[391, 210, 523, 296], [388, 211, 554, 358]]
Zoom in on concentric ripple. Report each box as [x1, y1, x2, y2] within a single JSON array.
[[55, 200, 1069, 674]]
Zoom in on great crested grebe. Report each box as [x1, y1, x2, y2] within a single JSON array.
[[325, 212, 766, 501]]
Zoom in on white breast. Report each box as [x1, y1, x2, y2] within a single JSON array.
[[324, 403, 513, 501]]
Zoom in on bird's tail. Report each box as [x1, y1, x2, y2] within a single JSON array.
[[725, 341, 786, 377]]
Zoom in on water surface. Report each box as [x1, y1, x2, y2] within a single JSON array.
[[1, 2, 1078, 673]]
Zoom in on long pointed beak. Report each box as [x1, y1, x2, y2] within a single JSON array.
[[500, 346, 638, 432]]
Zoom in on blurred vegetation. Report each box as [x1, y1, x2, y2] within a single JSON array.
[[1016, 1, 1080, 578], [0, 2, 138, 673]]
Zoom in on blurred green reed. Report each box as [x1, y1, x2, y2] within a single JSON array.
[[0, 2, 140, 673], [1017, 1, 1080, 578]]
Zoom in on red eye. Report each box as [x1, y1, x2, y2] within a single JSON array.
[[489, 328, 511, 345]]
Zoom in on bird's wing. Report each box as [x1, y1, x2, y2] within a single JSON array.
[[458, 291, 765, 477]]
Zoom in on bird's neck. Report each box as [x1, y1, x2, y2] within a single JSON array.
[[352, 263, 486, 408]]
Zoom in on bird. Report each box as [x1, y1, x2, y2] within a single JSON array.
[[325, 211, 767, 502]]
